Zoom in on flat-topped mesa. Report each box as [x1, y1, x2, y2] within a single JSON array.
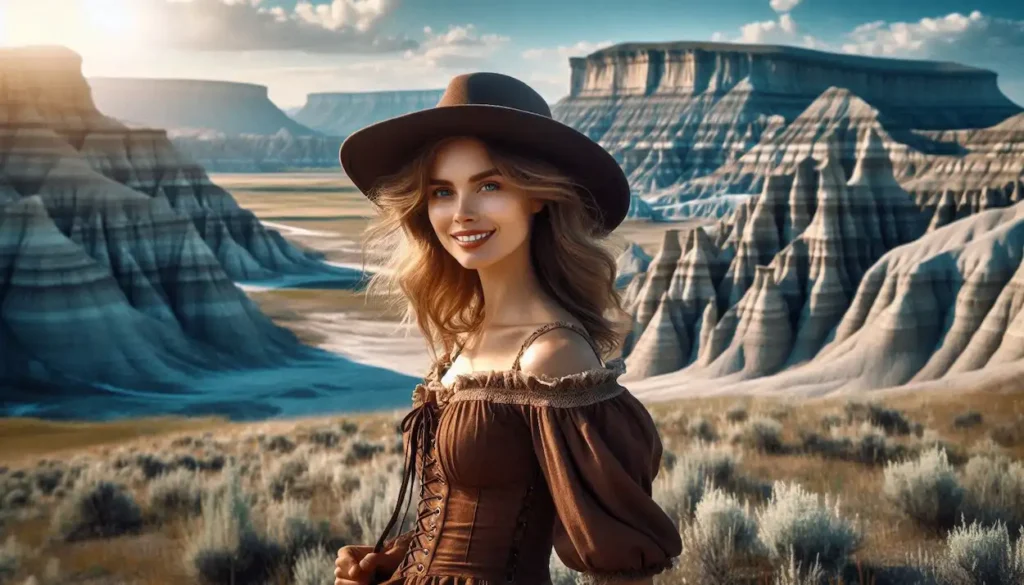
[[556, 41, 1022, 215], [88, 77, 319, 136], [293, 89, 445, 137], [568, 42, 1016, 111], [0, 45, 112, 130]]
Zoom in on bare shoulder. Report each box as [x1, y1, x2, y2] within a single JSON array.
[[517, 327, 603, 379]]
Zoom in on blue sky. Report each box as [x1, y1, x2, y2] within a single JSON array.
[[2, 0, 1023, 108]]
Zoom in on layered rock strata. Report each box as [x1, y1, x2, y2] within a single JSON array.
[[0, 46, 408, 420], [554, 41, 1022, 218], [629, 199, 1024, 398], [621, 127, 928, 382], [292, 89, 445, 138]]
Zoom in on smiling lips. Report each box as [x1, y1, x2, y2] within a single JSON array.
[[451, 229, 496, 250]]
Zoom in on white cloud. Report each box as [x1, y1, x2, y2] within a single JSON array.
[[404, 24, 510, 69], [293, 0, 387, 33], [144, 0, 414, 53], [737, 13, 802, 44], [521, 40, 613, 60], [769, 0, 801, 13], [839, 11, 1020, 57]]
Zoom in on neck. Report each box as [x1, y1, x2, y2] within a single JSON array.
[[476, 239, 554, 328]]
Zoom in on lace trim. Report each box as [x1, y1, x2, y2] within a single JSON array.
[[430, 357, 625, 392], [448, 379, 625, 408], [575, 557, 678, 585]]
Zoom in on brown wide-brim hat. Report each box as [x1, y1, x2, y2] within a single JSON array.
[[338, 72, 630, 234]]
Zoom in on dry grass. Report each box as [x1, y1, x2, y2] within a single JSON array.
[[0, 416, 230, 464], [0, 383, 1021, 585]]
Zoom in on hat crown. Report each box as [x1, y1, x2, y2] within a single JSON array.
[[436, 72, 552, 119]]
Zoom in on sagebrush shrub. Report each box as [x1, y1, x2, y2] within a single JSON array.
[[756, 481, 861, 575], [148, 468, 204, 522], [292, 547, 335, 585], [337, 456, 415, 545], [184, 468, 282, 585], [844, 400, 911, 435], [687, 416, 718, 442], [725, 404, 749, 424], [930, 520, 1024, 585], [51, 473, 143, 542], [731, 417, 784, 453], [0, 535, 22, 582], [264, 498, 330, 565], [344, 440, 386, 465], [654, 442, 740, 524], [681, 486, 760, 584], [883, 447, 964, 532], [953, 411, 983, 430], [263, 452, 309, 501], [959, 455, 1024, 536], [773, 547, 825, 585]]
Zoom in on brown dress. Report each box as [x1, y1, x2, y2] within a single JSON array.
[[371, 322, 682, 585]]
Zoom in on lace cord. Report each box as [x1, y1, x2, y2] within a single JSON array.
[[395, 422, 448, 577], [373, 402, 432, 554]]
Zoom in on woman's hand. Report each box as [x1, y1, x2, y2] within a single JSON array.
[[335, 544, 395, 585]]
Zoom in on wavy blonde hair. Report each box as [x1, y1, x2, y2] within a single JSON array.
[[361, 137, 625, 363]]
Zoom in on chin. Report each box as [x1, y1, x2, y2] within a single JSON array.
[[453, 251, 503, 271]]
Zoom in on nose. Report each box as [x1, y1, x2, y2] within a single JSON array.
[[452, 192, 477, 224]]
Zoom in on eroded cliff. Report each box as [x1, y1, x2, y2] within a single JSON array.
[[0, 46, 413, 420], [556, 41, 1022, 219], [618, 124, 1024, 397], [292, 89, 445, 138]]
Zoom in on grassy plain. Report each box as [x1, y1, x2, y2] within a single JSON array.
[[2, 384, 1023, 584]]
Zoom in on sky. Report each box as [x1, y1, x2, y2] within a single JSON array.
[[0, 0, 1023, 109]]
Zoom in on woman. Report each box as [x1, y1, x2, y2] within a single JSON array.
[[334, 72, 681, 585]]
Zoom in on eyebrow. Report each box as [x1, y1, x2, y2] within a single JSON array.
[[428, 168, 500, 186]]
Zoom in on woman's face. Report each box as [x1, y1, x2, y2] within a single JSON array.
[[426, 137, 543, 271]]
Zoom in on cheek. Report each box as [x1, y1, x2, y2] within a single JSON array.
[[427, 200, 450, 235], [481, 195, 533, 230]]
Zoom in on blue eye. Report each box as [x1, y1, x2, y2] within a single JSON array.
[[480, 182, 499, 192], [433, 188, 452, 198]]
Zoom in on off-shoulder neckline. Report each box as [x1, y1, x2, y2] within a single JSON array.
[[427, 355, 627, 394]]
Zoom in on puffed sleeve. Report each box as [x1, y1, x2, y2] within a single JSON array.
[[521, 376, 682, 584]]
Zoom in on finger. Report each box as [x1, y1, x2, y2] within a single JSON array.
[[358, 552, 382, 572], [335, 579, 362, 585]]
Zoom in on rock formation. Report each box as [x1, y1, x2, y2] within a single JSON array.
[[615, 242, 652, 289], [554, 41, 1023, 220], [629, 199, 1024, 399], [291, 89, 444, 138], [165, 127, 343, 172], [0, 46, 414, 420], [619, 126, 930, 388], [89, 77, 319, 136], [88, 77, 343, 171]]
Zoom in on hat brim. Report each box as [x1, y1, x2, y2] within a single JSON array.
[[338, 104, 630, 234]]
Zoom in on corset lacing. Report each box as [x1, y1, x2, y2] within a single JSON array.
[[374, 382, 449, 577]]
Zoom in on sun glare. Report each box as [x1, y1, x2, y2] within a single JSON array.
[[0, 0, 150, 53]]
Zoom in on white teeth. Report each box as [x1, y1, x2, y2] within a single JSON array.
[[454, 231, 493, 243]]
